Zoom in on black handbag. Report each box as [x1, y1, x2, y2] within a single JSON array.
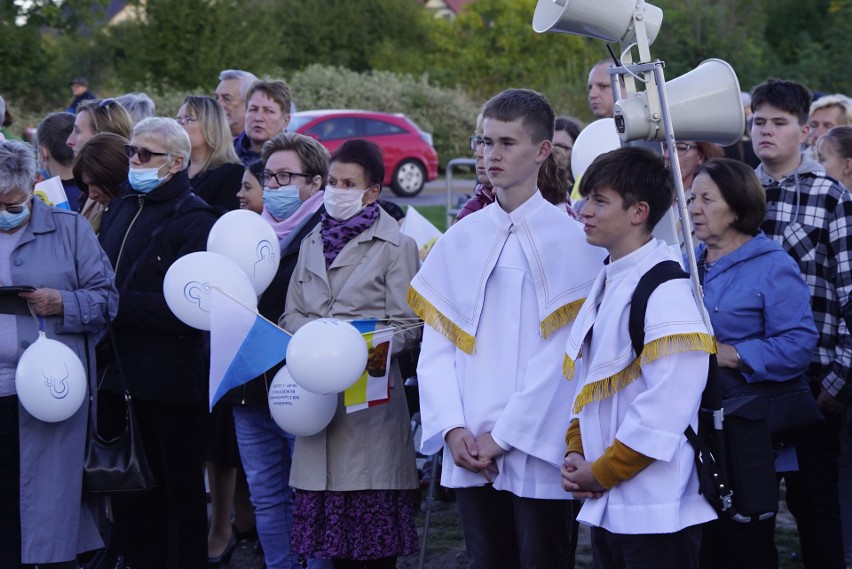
[[83, 326, 155, 494], [630, 261, 778, 522], [716, 368, 824, 435]]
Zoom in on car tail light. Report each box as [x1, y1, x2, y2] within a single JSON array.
[[420, 132, 433, 146]]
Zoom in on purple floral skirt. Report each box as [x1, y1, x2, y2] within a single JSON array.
[[291, 489, 419, 560]]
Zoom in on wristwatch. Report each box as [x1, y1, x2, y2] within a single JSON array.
[[735, 349, 748, 372]]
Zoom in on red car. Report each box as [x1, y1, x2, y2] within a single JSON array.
[[289, 110, 439, 197]]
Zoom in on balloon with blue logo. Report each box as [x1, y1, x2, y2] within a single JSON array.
[[163, 251, 258, 331], [206, 209, 280, 295], [15, 332, 86, 422]]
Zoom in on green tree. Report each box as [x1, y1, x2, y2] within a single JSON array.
[[382, 0, 602, 120]]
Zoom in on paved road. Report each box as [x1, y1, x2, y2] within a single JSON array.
[[384, 177, 477, 209]]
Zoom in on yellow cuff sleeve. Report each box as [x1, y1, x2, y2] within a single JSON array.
[[564, 418, 584, 457], [590, 439, 654, 490]]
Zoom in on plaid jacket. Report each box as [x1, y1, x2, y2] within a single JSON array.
[[758, 156, 852, 403]]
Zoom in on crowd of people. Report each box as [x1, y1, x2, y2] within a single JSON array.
[[0, 60, 850, 569]]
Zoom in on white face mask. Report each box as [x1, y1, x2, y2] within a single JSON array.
[[323, 185, 369, 220]]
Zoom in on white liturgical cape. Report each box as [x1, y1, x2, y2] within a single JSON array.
[[411, 192, 605, 499], [564, 239, 717, 532]]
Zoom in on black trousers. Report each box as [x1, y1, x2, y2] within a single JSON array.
[[591, 524, 702, 569], [0, 395, 21, 569], [782, 413, 846, 569], [100, 393, 208, 569], [454, 485, 574, 569]]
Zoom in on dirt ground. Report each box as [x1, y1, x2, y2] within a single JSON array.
[[227, 485, 802, 569]]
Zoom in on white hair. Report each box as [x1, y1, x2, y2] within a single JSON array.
[[133, 117, 191, 169], [810, 94, 852, 125], [218, 69, 258, 99], [0, 140, 36, 196]]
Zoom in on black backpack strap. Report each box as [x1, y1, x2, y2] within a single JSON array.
[[628, 260, 689, 357]]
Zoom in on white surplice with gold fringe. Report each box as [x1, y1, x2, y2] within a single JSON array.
[[564, 238, 717, 533]]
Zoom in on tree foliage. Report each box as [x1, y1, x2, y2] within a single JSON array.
[[2, 0, 850, 135]]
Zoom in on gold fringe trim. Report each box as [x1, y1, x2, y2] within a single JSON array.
[[563, 347, 582, 381], [407, 286, 476, 354], [540, 298, 586, 339], [572, 333, 717, 414]]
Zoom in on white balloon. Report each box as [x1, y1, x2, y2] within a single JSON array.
[[571, 118, 622, 179], [16, 333, 86, 422], [207, 209, 281, 295], [163, 251, 257, 331], [286, 318, 368, 395], [268, 366, 338, 437]]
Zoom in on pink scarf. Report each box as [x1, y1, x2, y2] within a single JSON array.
[[261, 191, 324, 240]]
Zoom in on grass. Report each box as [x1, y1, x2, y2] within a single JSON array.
[[404, 204, 453, 233], [410, 483, 807, 568]]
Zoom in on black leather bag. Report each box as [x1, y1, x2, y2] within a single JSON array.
[[83, 326, 155, 494], [630, 261, 778, 521], [717, 368, 824, 435], [84, 392, 155, 494]]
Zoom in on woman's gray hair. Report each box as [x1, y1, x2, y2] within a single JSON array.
[[133, 117, 191, 170], [0, 140, 36, 197], [115, 92, 156, 125]]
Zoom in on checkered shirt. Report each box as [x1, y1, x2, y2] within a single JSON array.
[[758, 156, 852, 403]]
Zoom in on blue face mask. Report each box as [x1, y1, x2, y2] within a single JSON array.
[[128, 164, 170, 194], [0, 204, 30, 231], [263, 185, 303, 220]]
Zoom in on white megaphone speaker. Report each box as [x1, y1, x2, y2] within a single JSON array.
[[613, 58, 745, 145], [533, 0, 663, 46]]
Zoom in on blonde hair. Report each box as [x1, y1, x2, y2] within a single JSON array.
[[182, 95, 240, 174]]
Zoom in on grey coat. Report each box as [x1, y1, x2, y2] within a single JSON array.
[[281, 209, 420, 491], [10, 198, 118, 563]]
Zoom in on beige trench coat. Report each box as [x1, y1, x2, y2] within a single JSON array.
[[281, 209, 420, 491]]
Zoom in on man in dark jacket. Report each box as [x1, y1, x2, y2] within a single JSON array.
[[98, 116, 218, 569], [66, 77, 96, 113]]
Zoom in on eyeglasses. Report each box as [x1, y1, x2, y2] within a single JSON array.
[[663, 142, 695, 156], [0, 198, 29, 215], [469, 135, 484, 151], [175, 115, 199, 126], [258, 170, 312, 187], [124, 144, 169, 164]]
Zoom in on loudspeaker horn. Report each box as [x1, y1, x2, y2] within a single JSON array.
[[613, 58, 745, 145], [533, 0, 663, 46]]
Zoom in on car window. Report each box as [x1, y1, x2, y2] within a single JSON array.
[[287, 115, 314, 132], [362, 119, 406, 136], [306, 117, 358, 141]]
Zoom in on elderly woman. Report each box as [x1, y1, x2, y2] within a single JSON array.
[[224, 132, 330, 569], [0, 140, 118, 568], [178, 95, 243, 212], [66, 98, 133, 155], [687, 158, 819, 569], [237, 159, 265, 213], [282, 139, 420, 568], [96, 117, 218, 569], [72, 132, 129, 233]]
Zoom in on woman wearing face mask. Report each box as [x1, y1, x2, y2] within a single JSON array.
[[223, 133, 330, 569], [96, 117, 218, 569], [282, 139, 421, 569], [0, 140, 118, 568]]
